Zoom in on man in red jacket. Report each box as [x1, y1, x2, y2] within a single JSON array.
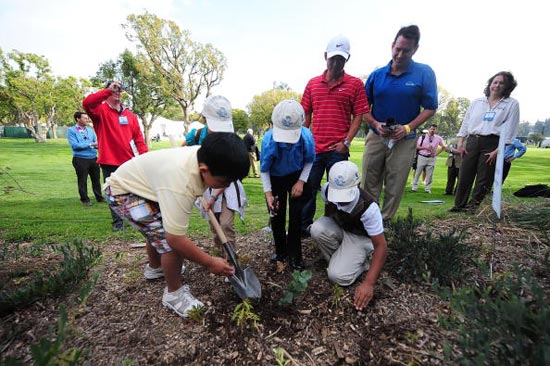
[[83, 80, 148, 231]]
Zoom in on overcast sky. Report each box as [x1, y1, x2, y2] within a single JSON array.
[[0, 0, 547, 123]]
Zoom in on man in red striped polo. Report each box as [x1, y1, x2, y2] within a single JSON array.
[[300, 35, 370, 237]]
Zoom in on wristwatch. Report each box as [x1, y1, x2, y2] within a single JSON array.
[[343, 140, 351, 148]]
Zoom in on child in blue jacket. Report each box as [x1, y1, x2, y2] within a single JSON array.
[[260, 100, 315, 271]]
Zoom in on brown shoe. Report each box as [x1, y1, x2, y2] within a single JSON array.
[[82, 201, 92, 207]]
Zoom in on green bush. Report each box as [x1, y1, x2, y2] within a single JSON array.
[[0, 240, 102, 315], [386, 209, 475, 286], [439, 267, 550, 365], [0, 305, 86, 366]]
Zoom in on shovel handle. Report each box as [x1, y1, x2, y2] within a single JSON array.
[[199, 196, 229, 243], [199, 197, 241, 270]]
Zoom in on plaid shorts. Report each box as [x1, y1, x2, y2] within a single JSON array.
[[105, 187, 172, 254]]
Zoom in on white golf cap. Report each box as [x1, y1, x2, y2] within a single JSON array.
[[271, 100, 304, 144], [327, 161, 360, 203], [326, 34, 350, 60], [201, 95, 234, 132]]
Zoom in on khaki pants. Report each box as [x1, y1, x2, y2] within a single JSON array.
[[362, 131, 416, 220], [310, 216, 373, 286], [248, 152, 259, 177], [412, 155, 436, 192], [209, 197, 235, 250]]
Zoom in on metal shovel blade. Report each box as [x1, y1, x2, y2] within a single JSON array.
[[223, 242, 262, 300]]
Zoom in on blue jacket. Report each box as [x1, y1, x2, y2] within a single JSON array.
[[260, 127, 315, 176], [504, 138, 526, 160], [67, 125, 98, 159]]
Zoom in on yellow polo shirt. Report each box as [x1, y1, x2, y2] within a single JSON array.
[[105, 146, 206, 235]]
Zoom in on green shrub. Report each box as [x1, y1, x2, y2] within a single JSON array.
[[278, 270, 312, 306], [0, 240, 102, 315], [439, 266, 550, 365], [0, 305, 86, 366], [386, 209, 474, 286]]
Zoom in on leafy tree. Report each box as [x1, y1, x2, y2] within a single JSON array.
[[432, 88, 470, 138], [232, 109, 249, 134], [247, 88, 301, 133], [93, 50, 177, 147], [124, 12, 227, 132], [529, 132, 545, 147], [1, 50, 86, 142], [517, 121, 531, 137]]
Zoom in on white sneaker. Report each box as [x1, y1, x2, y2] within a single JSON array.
[[143, 263, 186, 280], [162, 285, 204, 318]]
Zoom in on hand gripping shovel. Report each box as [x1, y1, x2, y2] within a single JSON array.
[[200, 197, 261, 300]]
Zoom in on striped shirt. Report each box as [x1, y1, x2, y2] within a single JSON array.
[[301, 71, 369, 154]]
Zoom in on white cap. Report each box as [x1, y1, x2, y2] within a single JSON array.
[[271, 100, 304, 144], [422, 129, 429, 134], [326, 34, 350, 60], [201, 95, 234, 132], [247, 128, 253, 135], [327, 161, 360, 203]]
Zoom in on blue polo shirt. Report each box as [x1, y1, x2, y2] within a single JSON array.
[[260, 127, 315, 177], [365, 60, 438, 138]]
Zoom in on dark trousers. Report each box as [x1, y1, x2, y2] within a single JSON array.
[[271, 171, 310, 263], [445, 162, 459, 195], [72, 156, 103, 202], [301, 150, 348, 232], [101, 164, 123, 226], [454, 135, 499, 208], [502, 161, 512, 184]]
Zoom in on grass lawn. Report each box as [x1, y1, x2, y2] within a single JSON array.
[[1, 137, 549, 244]]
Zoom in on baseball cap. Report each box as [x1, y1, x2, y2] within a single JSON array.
[[326, 34, 350, 60], [271, 100, 304, 144], [327, 161, 360, 203], [201, 95, 234, 132]]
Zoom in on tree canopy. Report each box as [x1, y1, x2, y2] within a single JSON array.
[[124, 11, 227, 130], [247, 87, 301, 134]]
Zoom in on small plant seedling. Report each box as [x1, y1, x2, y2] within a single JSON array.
[[186, 304, 206, 322], [332, 283, 344, 308], [278, 270, 312, 306], [273, 347, 289, 366], [231, 299, 259, 328]]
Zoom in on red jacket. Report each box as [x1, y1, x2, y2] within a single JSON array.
[[83, 89, 148, 166]]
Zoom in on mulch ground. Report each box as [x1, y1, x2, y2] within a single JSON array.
[[1, 206, 548, 365]]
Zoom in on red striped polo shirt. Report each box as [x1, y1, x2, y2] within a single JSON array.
[[301, 70, 369, 154]]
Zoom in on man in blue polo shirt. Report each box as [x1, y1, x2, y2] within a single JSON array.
[[361, 25, 438, 222]]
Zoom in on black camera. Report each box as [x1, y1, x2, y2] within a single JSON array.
[[385, 117, 397, 132]]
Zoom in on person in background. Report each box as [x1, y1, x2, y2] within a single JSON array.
[[411, 129, 428, 185], [260, 100, 315, 271], [243, 128, 260, 178], [310, 161, 388, 311], [82, 80, 148, 231], [67, 112, 105, 206], [444, 139, 462, 195], [502, 138, 526, 184], [362, 25, 438, 222], [104, 133, 249, 318], [183, 96, 247, 257], [411, 124, 447, 194], [450, 71, 520, 212], [300, 34, 369, 237]]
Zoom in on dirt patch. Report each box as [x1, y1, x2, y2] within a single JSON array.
[[1, 211, 548, 365]]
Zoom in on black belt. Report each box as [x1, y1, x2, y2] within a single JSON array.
[[472, 134, 498, 138]]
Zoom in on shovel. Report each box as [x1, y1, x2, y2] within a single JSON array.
[[200, 197, 262, 300]]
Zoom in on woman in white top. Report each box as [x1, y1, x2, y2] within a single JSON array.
[[450, 71, 519, 212]]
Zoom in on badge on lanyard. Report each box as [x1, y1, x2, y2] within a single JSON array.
[[483, 111, 496, 122], [119, 116, 129, 125]]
